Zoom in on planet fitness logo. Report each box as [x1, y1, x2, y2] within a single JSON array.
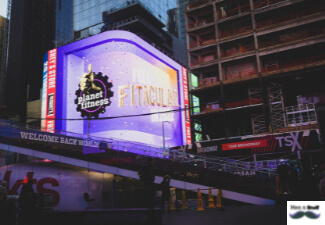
[[75, 64, 113, 118]]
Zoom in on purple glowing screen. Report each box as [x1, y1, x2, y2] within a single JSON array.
[[54, 31, 187, 148]]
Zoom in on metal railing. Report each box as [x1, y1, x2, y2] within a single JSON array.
[[0, 119, 276, 174], [0, 119, 277, 198]]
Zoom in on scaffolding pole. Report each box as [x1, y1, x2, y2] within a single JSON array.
[[249, 87, 267, 134], [268, 83, 286, 132]]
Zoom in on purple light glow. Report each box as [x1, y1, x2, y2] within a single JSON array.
[[53, 31, 188, 148]]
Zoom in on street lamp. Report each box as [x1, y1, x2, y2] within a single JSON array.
[[162, 121, 171, 149]]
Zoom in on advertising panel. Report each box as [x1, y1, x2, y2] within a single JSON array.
[[41, 49, 57, 133], [42, 31, 191, 147], [41, 54, 48, 130], [0, 163, 113, 210], [193, 129, 321, 156]]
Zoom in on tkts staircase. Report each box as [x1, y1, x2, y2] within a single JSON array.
[[0, 119, 276, 205]]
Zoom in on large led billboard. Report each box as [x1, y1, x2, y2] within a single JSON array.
[[42, 31, 191, 148]]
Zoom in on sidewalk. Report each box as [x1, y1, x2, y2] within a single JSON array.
[[162, 205, 287, 225]]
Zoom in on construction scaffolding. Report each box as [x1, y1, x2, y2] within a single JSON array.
[[224, 86, 263, 109], [286, 96, 317, 127], [250, 87, 267, 134], [252, 114, 267, 134], [268, 83, 286, 131]]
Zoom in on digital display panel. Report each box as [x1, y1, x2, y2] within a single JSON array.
[[42, 31, 191, 148]]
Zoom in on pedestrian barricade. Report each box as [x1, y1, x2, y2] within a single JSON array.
[[181, 190, 188, 209], [208, 188, 216, 208], [216, 189, 224, 210], [197, 188, 204, 211], [169, 189, 175, 211]]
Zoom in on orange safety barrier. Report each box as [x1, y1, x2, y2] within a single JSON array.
[[181, 190, 188, 210], [202, 54, 216, 63], [208, 188, 216, 208], [190, 58, 200, 66], [259, 26, 325, 49], [262, 54, 325, 75], [218, 4, 250, 20], [216, 189, 224, 209], [169, 189, 175, 211], [200, 77, 218, 86], [221, 43, 255, 58], [220, 24, 253, 39], [201, 38, 216, 46], [224, 97, 263, 109], [256, 5, 325, 31], [197, 188, 204, 211]]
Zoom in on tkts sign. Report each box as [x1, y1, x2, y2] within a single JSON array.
[[197, 129, 321, 156]]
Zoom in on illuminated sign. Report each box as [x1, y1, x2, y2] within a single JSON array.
[[194, 129, 320, 156], [0, 164, 110, 210], [182, 68, 192, 145], [42, 31, 191, 147], [75, 64, 113, 118], [41, 49, 58, 133], [222, 140, 268, 151]]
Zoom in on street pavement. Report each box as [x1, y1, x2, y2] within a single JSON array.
[[162, 205, 287, 225]]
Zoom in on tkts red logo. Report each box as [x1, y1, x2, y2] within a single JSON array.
[[0, 171, 60, 206]]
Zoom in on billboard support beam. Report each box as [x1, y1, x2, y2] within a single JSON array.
[[162, 121, 171, 149]]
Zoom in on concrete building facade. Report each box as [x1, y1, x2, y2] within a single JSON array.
[[5, 0, 73, 119], [186, 0, 325, 162]]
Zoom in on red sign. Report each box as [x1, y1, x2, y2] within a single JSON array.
[[222, 140, 268, 151], [1, 171, 60, 206], [182, 67, 192, 144], [45, 49, 57, 133]]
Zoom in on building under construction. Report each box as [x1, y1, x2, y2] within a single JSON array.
[[186, 0, 325, 162]]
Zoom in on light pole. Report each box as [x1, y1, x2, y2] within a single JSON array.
[[162, 121, 171, 149]]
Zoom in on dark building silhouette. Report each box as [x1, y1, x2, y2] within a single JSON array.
[[74, 0, 188, 69], [100, 3, 175, 59], [0, 16, 8, 106], [176, 0, 193, 44], [5, 0, 73, 119]]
